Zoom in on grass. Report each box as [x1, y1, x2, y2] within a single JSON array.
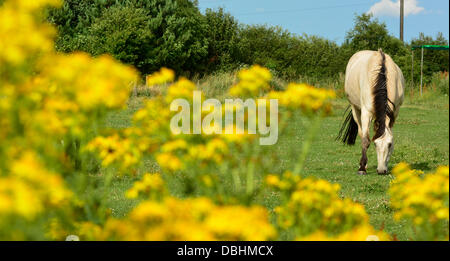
[[101, 74, 449, 241], [292, 96, 449, 240]]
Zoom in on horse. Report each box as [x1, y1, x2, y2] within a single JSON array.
[[337, 49, 404, 175]]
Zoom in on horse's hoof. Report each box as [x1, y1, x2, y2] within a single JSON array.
[[357, 170, 367, 175]]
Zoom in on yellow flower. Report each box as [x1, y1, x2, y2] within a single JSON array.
[[268, 83, 335, 115], [0, 152, 73, 220], [297, 225, 391, 241], [205, 205, 277, 240], [229, 65, 272, 97], [146, 67, 175, 86], [165, 77, 197, 103], [389, 163, 449, 240], [156, 152, 183, 171], [85, 134, 140, 170], [161, 139, 188, 152], [125, 173, 166, 199], [129, 201, 169, 223], [265, 175, 280, 187], [76, 197, 275, 241], [270, 172, 371, 238], [201, 175, 214, 187]]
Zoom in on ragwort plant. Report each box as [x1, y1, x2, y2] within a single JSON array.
[[85, 65, 389, 240], [1, 0, 448, 241], [389, 163, 449, 240], [0, 0, 137, 239]]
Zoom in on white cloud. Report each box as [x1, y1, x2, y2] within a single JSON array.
[[367, 0, 425, 17]]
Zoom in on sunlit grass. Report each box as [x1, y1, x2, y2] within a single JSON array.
[[102, 78, 449, 240]]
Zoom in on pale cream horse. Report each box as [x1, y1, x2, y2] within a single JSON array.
[[337, 49, 404, 175]]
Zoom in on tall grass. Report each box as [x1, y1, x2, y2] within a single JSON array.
[[405, 72, 449, 106], [429, 71, 449, 95], [193, 71, 446, 102], [193, 71, 239, 99], [136, 70, 448, 105], [192, 70, 346, 99]]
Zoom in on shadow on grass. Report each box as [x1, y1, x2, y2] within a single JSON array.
[[409, 162, 433, 172]]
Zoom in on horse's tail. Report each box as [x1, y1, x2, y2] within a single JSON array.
[[372, 49, 395, 141], [336, 106, 358, 145]]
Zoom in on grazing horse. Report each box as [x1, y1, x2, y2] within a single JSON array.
[[337, 49, 404, 175]]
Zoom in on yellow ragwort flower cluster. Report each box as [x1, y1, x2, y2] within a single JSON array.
[[0, 152, 73, 220], [298, 224, 390, 241], [269, 83, 335, 115], [87, 69, 248, 173], [125, 173, 167, 200], [0, 0, 59, 69], [85, 134, 141, 170], [155, 138, 229, 171], [229, 65, 272, 97], [146, 67, 175, 86], [266, 172, 388, 240], [78, 197, 276, 241], [38, 53, 136, 111], [389, 163, 449, 240], [0, 0, 137, 239]]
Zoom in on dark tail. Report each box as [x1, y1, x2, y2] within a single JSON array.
[[336, 106, 358, 145], [372, 49, 395, 141]]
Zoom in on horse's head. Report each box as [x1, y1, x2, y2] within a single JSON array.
[[374, 128, 394, 174]]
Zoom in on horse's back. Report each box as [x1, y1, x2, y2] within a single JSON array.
[[345, 50, 380, 110], [345, 50, 404, 113], [385, 55, 405, 110]]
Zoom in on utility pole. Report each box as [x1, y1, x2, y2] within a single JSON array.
[[420, 46, 424, 96], [400, 0, 404, 42]]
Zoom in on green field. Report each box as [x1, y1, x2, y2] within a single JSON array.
[[101, 85, 449, 241]]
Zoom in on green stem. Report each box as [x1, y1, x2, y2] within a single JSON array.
[[232, 169, 242, 192], [245, 141, 260, 196], [246, 160, 255, 195], [293, 116, 323, 175]]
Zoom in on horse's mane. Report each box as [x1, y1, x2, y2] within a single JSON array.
[[372, 49, 395, 141]]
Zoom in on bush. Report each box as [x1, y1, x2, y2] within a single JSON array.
[[47, 2, 448, 83], [411, 33, 449, 79], [48, 0, 209, 76], [204, 8, 240, 73], [133, 0, 209, 76], [83, 6, 154, 73], [47, 0, 109, 52], [343, 13, 407, 56], [236, 25, 342, 79]]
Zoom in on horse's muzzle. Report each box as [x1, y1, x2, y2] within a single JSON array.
[[377, 169, 388, 175]]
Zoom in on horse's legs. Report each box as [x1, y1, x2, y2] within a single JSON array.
[[351, 105, 370, 175], [358, 108, 371, 175]]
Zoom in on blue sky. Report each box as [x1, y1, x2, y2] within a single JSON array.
[[197, 0, 449, 44]]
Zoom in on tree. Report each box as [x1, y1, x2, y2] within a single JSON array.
[[204, 8, 240, 72], [237, 25, 293, 74], [343, 13, 411, 80], [48, 0, 209, 76], [410, 32, 449, 78], [344, 13, 406, 56], [47, 0, 111, 52], [130, 0, 209, 75], [83, 6, 154, 73], [236, 25, 342, 79]]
